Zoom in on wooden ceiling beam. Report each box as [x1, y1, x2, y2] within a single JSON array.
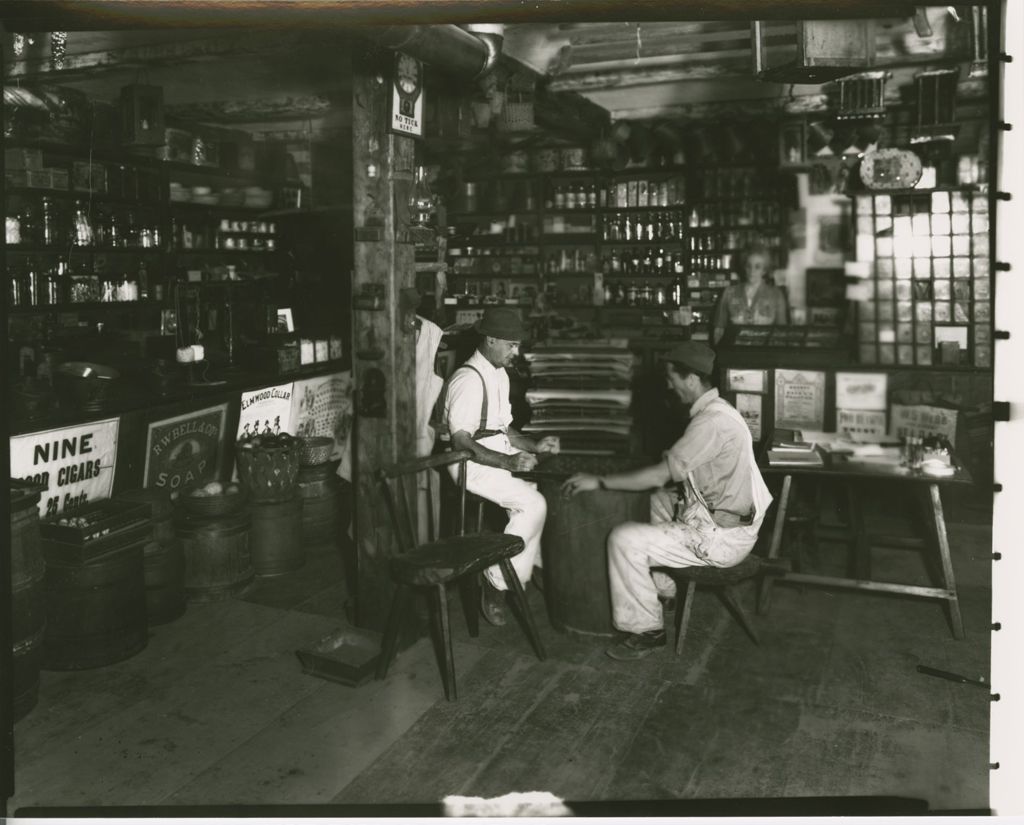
[[566, 22, 793, 48], [0, 0, 922, 29], [4, 29, 338, 82], [565, 33, 795, 67], [165, 95, 334, 124], [549, 59, 757, 92]]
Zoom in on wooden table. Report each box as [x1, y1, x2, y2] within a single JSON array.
[[757, 436, 973, 640], [516, 454, 650, 638]]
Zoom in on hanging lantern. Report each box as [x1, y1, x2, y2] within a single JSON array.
[[119, 84, 165, 146]]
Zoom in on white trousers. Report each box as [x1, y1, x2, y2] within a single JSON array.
[[607, 489, 760, 634], [451, 459, 547, 591]]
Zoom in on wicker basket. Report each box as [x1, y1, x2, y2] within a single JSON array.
[[236, 442, 300, 502], [298, 437, 334, 467], [499, 96, 535, 132]]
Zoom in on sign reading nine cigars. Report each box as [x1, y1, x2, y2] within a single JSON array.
[[11, 419, 119, 519], [143, 403, 228, 491]]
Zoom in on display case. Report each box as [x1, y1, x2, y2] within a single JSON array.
[[851, 188, 991, 369]]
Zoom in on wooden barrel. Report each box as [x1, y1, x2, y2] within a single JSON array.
[[534, 456, 652, 638], [297, 462, 344, 545], [177, 511, 253, 602], [10, 487, 46, 721], [143, 539, 186, 625], [42, 541, 149, 670], [250, 495, 305, 576], [119, 489, 186, 624]]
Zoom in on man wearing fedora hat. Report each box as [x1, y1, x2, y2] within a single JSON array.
[[444, 307, 560, 626], [562, 341, 772, 660]]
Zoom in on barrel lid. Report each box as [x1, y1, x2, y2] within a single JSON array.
[[10, 480, 44, 509], [117, 488, 174, 519]]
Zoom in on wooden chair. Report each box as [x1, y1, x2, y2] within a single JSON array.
[[655, 555, 789, 655], [375, 450, 546, 700]]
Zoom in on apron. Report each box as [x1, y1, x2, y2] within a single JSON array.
[[671, 404, 773, 562]]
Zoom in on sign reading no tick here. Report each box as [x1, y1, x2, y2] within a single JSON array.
[[10, 418, 120, 519]]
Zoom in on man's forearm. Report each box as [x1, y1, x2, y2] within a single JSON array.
[[601, 460, 672, 492], [451, 432, 514, 470], [507, 428, 537, 453]]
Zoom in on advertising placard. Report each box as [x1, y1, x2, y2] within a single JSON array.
[[11, 419, 119, 518]]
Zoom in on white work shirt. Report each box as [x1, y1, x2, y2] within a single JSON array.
[[444, 349, 514, 451]]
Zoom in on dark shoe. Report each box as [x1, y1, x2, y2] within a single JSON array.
[[605, 630, 667, 661], [532, 567, 545, 595], [480, 583, 507, 627]]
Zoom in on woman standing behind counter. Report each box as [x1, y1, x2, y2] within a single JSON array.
[[712, 243, 788, 344]]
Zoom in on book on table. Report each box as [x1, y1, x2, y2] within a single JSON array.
[[768, 429, 825, 466]]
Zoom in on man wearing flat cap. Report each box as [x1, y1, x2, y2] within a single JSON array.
[[443, 307, 559, 626], [563, 341, 772, 660]]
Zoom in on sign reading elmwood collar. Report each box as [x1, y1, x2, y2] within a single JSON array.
[[10, 418, 119, 519], [391, 51, 424, 137], [143, 403, 228, 492]]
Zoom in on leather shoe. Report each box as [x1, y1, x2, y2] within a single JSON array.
[[480, 583, 507, 627], [605, 629, 667, 661]]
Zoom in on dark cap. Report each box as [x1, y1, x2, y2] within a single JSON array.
[[660, 341, 715, 375], [474, 307, 526, 342]]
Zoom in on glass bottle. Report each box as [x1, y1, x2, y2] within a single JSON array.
[[640, 281, 653, 305], [27, 262, 42, 306], [642, 248, 653, 275], [9, 264, 25, 306], [72, 200, 93, 247], [655, 247, 665, 275], [626, 281, 638, 306], [41, 198, 59, 246]]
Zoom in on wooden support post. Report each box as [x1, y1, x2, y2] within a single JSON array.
[[351, 60, 418, 633]]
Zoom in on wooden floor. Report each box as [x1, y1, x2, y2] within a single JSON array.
[[9, 512, 992, 816]]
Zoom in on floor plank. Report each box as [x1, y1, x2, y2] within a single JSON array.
[[332, 648, 569, 805], [12, 607, 339, 808], [162, 638, 487, 805], [466, 663, 666, 801], [13, 600, 287, 763]]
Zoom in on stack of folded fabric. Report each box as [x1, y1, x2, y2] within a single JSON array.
[[522, 339, 637, 455]]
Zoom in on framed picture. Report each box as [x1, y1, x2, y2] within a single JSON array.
[[276, 307, 295, 333]]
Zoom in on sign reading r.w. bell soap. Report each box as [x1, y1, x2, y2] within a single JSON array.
[[143, 403, 227, 491]]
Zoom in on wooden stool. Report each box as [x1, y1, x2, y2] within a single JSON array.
[[654, 555, 766, 655]]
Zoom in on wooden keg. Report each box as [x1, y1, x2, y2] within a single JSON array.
[[177, 510, 253, 602], [10, 486, 46, 721], [250, 495, 305, 576], [143, 538, 186, 625], [42, 540, 149, 670], [118, 489, 185, 624], [297, 462, 345, 546]]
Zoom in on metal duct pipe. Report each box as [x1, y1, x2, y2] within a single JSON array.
[[362, 24, 502, 78]]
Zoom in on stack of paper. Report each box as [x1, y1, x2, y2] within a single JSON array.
[[523, 341, 638, 454]]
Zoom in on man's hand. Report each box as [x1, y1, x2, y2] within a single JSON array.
[[508, 451, 539, 473], [561, 473, 601, 497], [535, 436, 560, 455]]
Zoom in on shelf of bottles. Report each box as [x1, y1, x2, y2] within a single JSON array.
[[684, 166, 787, 330]]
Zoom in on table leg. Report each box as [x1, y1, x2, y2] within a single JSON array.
[[758, 473, 792, 615], [928, 483, 965, 640], [846, 481, 871, 580]]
